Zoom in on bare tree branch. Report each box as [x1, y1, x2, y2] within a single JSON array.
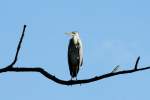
[[0, 66, 150, 85], [0, 25, 150, 85], [134, 56, 140, 70], [111, 65, 120, 73], [6, 25, 26, 68]]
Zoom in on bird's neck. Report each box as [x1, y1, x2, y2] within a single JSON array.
[[73, 36, 79, 45]]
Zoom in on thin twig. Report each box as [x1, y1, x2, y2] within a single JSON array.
[[111, 65, 120, 73], [6, 25, 26, 68], [135, 56, 140, 70]]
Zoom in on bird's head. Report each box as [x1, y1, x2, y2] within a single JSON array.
[[65, 31, 80, 38]]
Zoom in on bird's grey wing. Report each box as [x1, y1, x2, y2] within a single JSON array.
[[68, 39, 80, 77], [68, 39, 74, 75], [79, 40, 83, 66]]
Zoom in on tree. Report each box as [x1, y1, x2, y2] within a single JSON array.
[[0, 25, 150, 85]]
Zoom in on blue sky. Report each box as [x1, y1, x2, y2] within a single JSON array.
[[0, 0, 150, 99]]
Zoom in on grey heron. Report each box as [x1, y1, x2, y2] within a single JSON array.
[[66, 31, 83, 80]]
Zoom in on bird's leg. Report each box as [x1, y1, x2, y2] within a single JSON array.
[[70, 78, 72, 81], [75, 77, 77, 80]]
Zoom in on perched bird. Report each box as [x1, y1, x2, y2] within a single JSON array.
[[66, 31, 83, 80]]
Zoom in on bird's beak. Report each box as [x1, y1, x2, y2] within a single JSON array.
[[65, 32, 72, 36]]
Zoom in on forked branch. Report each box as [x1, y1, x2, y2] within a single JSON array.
[[0, 25, 150, 85]]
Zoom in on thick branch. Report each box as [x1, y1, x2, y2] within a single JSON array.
[[0, 66, 150, 85], [0, 25, 150, 85]]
